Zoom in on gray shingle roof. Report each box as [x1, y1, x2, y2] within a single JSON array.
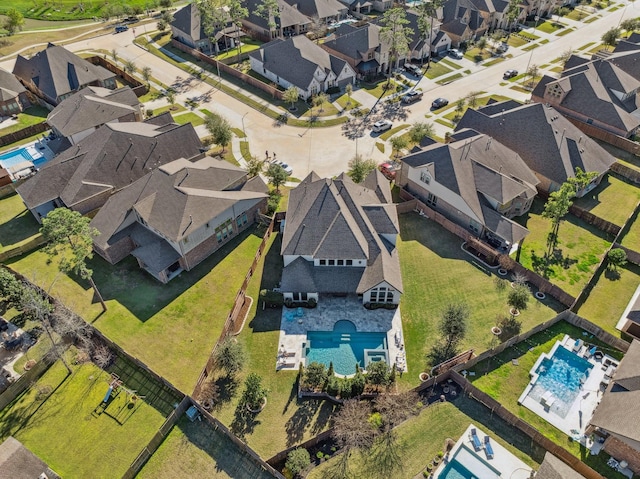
[[536, 452, 587, 479], [12, 44, 114, 102], [244, 0, 311, 29], [0, 67, 26, 102], [456, 102, 616, 186], [281, 170, 403, 294], [251, 35, 351, 91], [47, 86, 139, 137], [0, 437, 59, 479], [280, 257, 365, 292], [17, 117, 203, 210], [283, 0, 347, 19], [171, 3, 207, 42], [323, 23, 387, 63]]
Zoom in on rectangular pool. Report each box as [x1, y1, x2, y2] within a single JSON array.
[[0, 147, 36, 168], [437, 444, 500, 479]]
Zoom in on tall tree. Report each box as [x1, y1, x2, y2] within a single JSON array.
[[0, 268, 24, 309], [505, 0, 521, 35], [141, 66, 152, 84], [602, 27, 620, 49], [198, 0, 229, 54], [228, 0, 249, 62], [3, 8, 25, 35], [409, 121, 435, 144], [416, 0, 444, 67], [380, 8, 413, 80], [214, 338, 246, 377], [246, 156, 265, 178], [122, 59, 137, 75], [439, 302, 469, 352], [256, 0, 280, 37], [205, 112, 233, 152], [390, 135, 408, 160], [266, 163, 288, 192], [347, 154, 377, 183], [345, 83, 353, 106], [40, 208, 106, 311], [332, 399, 378, 451], [283, 86, 299, 110]]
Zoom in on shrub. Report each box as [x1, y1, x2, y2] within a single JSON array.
[[339, 378, 353, 398], [304, 362, 328, 390], [145, 108, 154, 118], [494, 276, 507, 292], [307, 297, 317, 308], [213, 338, 246, 377], [326, 376, 340, 396], [260, 289, 284, 306], [284, 298, 293, 308], [351, 371, 365, 396], [286, 448, 311, 476], [267, 190, 282, 215]]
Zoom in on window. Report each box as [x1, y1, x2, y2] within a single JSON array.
[[319, 259, 326, 265], [328, 259, 335, 266], [420, 170, 431, 184], [337, 259, 344, 266], [427, 193, 437, 207], [346, 259, 353, 266], [370, 286, 394, 303], [469, 219, 481, 234], [236, 213, 248, 227], [215, 219, 233, 243]]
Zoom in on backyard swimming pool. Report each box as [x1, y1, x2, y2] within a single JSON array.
[[305, 320, 388, 376], [436, 444, 500, 479], [0, 145, 46, 170]]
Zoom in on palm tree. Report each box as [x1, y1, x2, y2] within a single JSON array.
[[416, 0, 444, 67]]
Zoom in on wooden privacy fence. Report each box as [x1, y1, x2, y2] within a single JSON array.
[[564, 116, 640, 156], [569, 204, 621, 235], [0, 122, 48, 148], [610, 162, 640, 185], [192, 218, 275, 399], [0, 354, 54, 411], [0, 235, 46, 262]]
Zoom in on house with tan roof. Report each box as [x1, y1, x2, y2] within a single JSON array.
[[535, 452, 587, 479], [91, 156, 268, 283], [242, 0, 312, 40], [280, 170, 403, 306], [0, 437, 59, 479], [0, 67, 30, 115]]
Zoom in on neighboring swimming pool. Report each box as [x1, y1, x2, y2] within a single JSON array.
[[436, 444, 500, 479], [0, 145, 46, 170], [305, 320, 388, 376]]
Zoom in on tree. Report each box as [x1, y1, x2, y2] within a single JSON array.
[[497, 314, 522, 341], [286, 448, 311, 477], [415, 0, 444, 67], [51, 302, 93, 352], [283, 86, 299, 111], [266, 163, 288, 192], [255, 0, 280, 36], [110, 48, 118, 64], [198, 0, 230, 55], [228, 0, 249, 62], [602, 27, 620, 49], [314, 92, 329, 113], [608, 248, 627, 270], [347, 154, 377, 183], [332, 399, 378, 451], [3, 8, 25, 35], [454, 98, 466, 121], [390, 135, 408, 160], [380, 8, 413, 79], [157, 19, 167, 31], [526, 63, 539, 88], [508, 283, 530, 315], [374, 391, 420, 429], [40, 208, 106, 311], [366, 360, 390, 390], [165, 89, 176, 109], [159, 0, 173, 7], [214, 338, 246, 376], [620, 18, 640, 32], [558, 48, 573, 66], [122, 60, 137, 75], [505, 0, 521, 34], [367, 428, 404, 478], [345, 83, 353, 106], [466, 91, 481, 109], [141, 66, 152, 84], [409, 121, 435, 144], [476, 36, 487, 53], [303, 361, 327, 390], [204, 112, 233, 152], [0, 268, 24, 308], [246, 157, 264, 178], [439, 303, 469, 352], [241, 373, 268, 410]]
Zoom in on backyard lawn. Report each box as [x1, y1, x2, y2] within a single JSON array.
[[0, 106, 49, 135], [138, 416, 276, 479], [469, 320, 627, 479], [572, 174, 640, 226], [0, 193, 40, 254], [172, 112, 205, 127], [7, 226, 266, 392], [513, 198, 613, 298], [621, 213, 640, 250], [0, 359, 166, 478], [424, 60, 453, 79], [397, 213, 563, 387], [308, 395, 541, 479]]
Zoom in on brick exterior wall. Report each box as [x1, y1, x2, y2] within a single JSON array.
[[603, 436, 640, 474], [97, 236, 136, 264]]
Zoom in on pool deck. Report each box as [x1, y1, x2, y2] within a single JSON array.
[[518, 335, 618, 446], [432, 423, 533, 479], [276, 295, 405, 374]]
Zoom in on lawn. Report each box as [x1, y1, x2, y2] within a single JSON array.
[[361, 79, 401, 99], [0, 0, 149, 20], [308, 395, 541, 479], [572, 174, 640, 226], [0, 193, 40, 254], [149, 103, 187, 116], [424, 61, 453, 79], [621, 213, 640, 250], [507, 36, 528, 48], [0, 359, 166, 478], [172, 112, 205, 127], [469, 320, 627, 479], [335, 93, 361, 111], [379, 124, 410, 141], [214, 39, 262, 62], [443, 95, 513, 122], [0, 106, 49, 135], [577, 263, 640, 336], [464, 47, 492, 62], [211, 234, 338, 458], [397, 213, 563, 388], [536, 21, 565, 33], [513, 198, 613, 297], [7, 226, 267, 392], [137, 416, 276, 479]]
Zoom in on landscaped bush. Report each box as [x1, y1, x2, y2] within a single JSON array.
[[267, 190, 282, 215], [260, 289, 284, 307], [364, 302, 398, 310]]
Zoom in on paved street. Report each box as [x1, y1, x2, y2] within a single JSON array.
[[2, 2, 639, 179]]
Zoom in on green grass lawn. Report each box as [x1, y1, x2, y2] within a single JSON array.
[[150, 103, 187, 116], [172, 112, 205, 127], [335, 93, 361, 111], [621, 212, 640, 250], [397, 213, 563, 387], [308, 396, 541, 479], [379, 124, 410, 141], [7, 226, 266, 392], [577, 263, 640, 336], [572, 175, 640, 226], [214, 39, 262, 61], [137, 416, 276, 479], [443, 95, 513, 122], [464, 48, 492, 62], [0, 193, 40, 254], [507, 36, 528, 48], [0, 359, 166, 478], [469, 320, 627, 479], [566, 9, 590, 21], [536, 21, 565, 33], [513, 198, 613, 297], [424, 61, 453, 79], [212, 234, 337, 458], [361, 80, 401, 99], [0, 106, 48, 135], [0, 0, 149, 20]]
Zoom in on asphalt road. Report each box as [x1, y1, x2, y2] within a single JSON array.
[[2, 2, 638, 179]]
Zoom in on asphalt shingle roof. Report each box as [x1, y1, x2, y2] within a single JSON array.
[[536, 452, 587, 479], [0, 437, 58, 479], [0, 67, 26, 102], [283, 0, 347, 19], [323, 23, 387, 63], [244, 0, 310, 30]]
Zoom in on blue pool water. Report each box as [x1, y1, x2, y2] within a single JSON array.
[[437, 444, 500, 479], [305, 320, 387, 375], [530, 345, 593, 418], [0, 147, 35, 168]]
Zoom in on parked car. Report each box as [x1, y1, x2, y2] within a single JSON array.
[[496, 42, 509, 53], [431, 97, 449, 109], [378, 162, 399, 180], [503, 69, 518, 79], [372, 120, 393, 133], [402, 91, 423, 104], [114, 24, 129, 33], [277, 162, 293, 175], [403, 63, 422, 75], [449, 48, 463, 59]]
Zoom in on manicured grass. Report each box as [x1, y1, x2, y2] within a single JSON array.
[[0, 0, 149, 20], [361, 80, 401, 99], [621, 211, 640, 250], [379, 124, 409, 141], [435, 118, 455, 129], [436, 73, 463, 84], [438, 58, 463, 70], [483, 57, 505, 67], [464, 47, 492, 62], [443, 95, 513, 122], [138, 416, 276, 479], [335, 93, 361, 111], [397, 213, 563, 387], [230, 127, 246, 138], [578, 42, 595, 51], [557, 27, 575, 37], [572, 175, 640, 226], [536, 21, 565, 33], [214, 39, 262, 61], [376, 142, 385, 153], [172, 112, 205, 127], [308, 396, 540, 479], [513, 198, 613, 297], [239, 139, 251, 161], [469, 320, 627, 479], [424, 61, 453, 79], [566, 8, 590, 20], [150, 103, 187, 116], [522, 43, 540, 52], [7, 226, 266, 393], [0, 106, 48, 135], [0, 193, 40, 254], [577, 263, 640, 336], [507, 36, 528, 48], [0, 359, 166, 478]]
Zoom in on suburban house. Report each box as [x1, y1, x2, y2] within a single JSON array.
[[617, 285, 640, 340], [250, 35, 356, 99], [282, 0, 348, 24], [532, 52, 640, 139], [455, 101, 616, 196], [12, 44, 116, 107], [396, 129, 538, 250], [439, 0, 488, 46], [321, 23, 391, 79], [242, 0, 311, 40], [0, 437, 60, 479], [588, 339, 640, 475], [46, 86, 142, 147], [0, 67, 30, 115], [16, 115, 203, 221], [536, 452, 587, 479], [91, 156, 268, 283], [280, 170, 403, 306], [338, 0, 391, 14], [404, 8, 450, 58], [170, 3, 245, 55]]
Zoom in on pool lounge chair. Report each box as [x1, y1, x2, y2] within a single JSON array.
[[470, 428, 482, 451], [572, 339, 584, 353], [584, 346, 597, 359], [484, 436, 494, 459]]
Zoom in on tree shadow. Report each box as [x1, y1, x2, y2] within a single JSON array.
[[604, 268, 621, 281], [248, 234, 283, 333], [230, 402, 262, 441], [211, 374, 240, 410], [284, 399, 336, 447], [399, 212, 466, 262]]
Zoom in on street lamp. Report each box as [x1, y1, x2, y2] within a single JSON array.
[[241, 112, 248, 138]]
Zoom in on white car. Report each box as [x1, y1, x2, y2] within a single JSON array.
[[277, 161, 293, 175], [449, 48, 463, 59], [372, 120, 392, 133]]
